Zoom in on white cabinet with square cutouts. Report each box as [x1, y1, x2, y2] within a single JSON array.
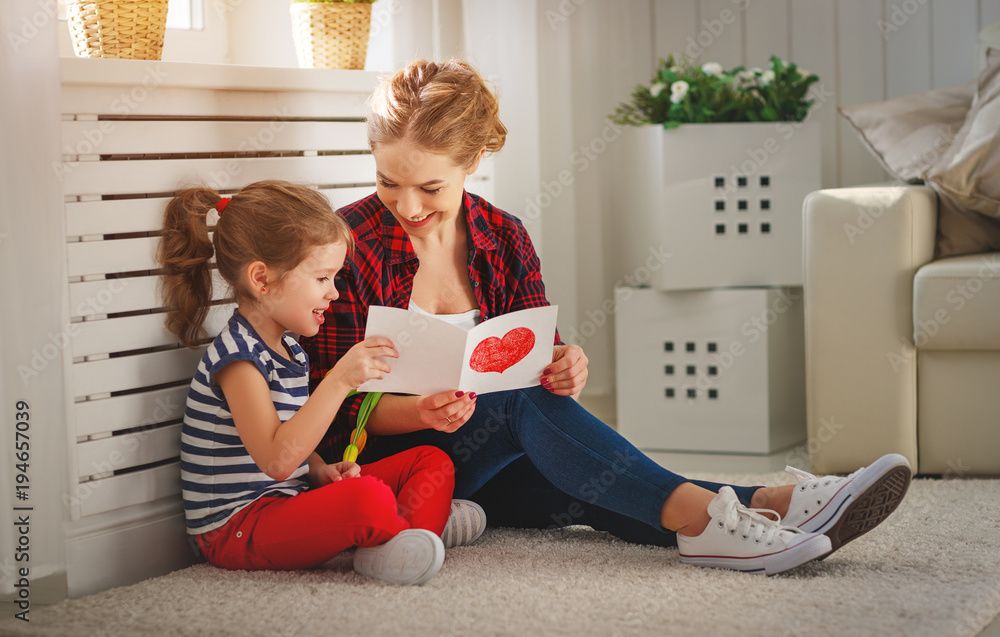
[[614, 287, 805, 455]]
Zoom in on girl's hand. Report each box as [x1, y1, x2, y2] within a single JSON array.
[[542, 345, 589, 399], [325, 337, 398, 391], [414, 390, 478, 433], [312, 461, 361, 488]]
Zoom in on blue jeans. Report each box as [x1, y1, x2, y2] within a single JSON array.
[[365, 386, 760, 548]]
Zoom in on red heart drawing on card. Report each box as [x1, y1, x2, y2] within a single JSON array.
[[469, 328, 536, 374]]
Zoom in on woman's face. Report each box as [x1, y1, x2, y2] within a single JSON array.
[[372, 141, 481, 237]]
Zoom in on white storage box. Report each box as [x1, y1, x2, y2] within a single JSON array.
[[614, 286, 806, 454], [616, 122, 821, 291]]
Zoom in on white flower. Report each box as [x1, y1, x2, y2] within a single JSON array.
[[760, 70, 776, 86], [701, 61, 724, 77], [670, 80, 689, 104], [736, 69, 755, 84], [750, 67, 763, 76], [650, 82, 667, 98]]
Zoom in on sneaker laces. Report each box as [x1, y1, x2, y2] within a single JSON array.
[[785, 465, 854, 493], [717, 495, 786, 547]]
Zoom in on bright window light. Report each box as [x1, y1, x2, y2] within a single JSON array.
[[166, 0, 205, 31]]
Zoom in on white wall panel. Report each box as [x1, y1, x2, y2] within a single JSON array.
[[72, 304, 233, 359], [884, 0, 933, 99], [837, 0, 891, 186], [537, 0, 581, 374], [79, 463, 181, 518], [745, 0, 790, 67], [932, 0, 981, 86], [77, 424, 182, 480], [66, 197, 172, 237], [981, 0, 1000, 29], [790, 0, 840, 189], [653, 0, 699, 64], [75, 385, 189, 438], [61, 120, 368, 156], [72, 348, 205, 399], [696, 0, 744, 67], [61, 154, 376, 198], [69, 274, 230, 319]]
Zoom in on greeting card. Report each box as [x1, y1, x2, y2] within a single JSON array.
[[357, 305, 559, 395]]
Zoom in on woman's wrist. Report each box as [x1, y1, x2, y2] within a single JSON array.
[[365, 393, 423, 435]]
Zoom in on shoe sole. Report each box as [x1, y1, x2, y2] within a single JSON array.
[[800, 454, 912, 557], [679, 533, 832, 576], [353, 530, 445, 586]]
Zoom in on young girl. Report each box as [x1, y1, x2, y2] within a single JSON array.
[[159, 180, 484, 585]]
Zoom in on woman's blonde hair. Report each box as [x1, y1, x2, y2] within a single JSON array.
[[158, 180, 353, 348], [367, 58, 507, 168]]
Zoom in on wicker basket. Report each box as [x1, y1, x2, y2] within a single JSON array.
[[66, 0, 169, 60], [290, 2, 372, 70]]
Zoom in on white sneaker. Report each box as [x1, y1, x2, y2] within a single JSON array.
[[677, 486, 832, 575], [440, 499, 487, 548], [353, 529, 445, 586], [782, 453, 911, 554]]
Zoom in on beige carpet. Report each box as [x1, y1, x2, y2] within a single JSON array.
[[2, 473, 998, 637]]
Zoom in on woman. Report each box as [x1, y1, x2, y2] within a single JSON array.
[[300, 59, 911, 575]]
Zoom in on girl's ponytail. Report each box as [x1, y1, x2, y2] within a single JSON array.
[[158, 187, 220, 348]]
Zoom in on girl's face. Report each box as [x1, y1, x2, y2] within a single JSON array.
[[266, 242, 347, 340], [372, 140, 481, 237]]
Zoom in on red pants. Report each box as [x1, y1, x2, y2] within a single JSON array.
[[196, 446, 454, 571]]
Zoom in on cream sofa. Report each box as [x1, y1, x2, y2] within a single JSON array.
[[803, 185, 1000, 476]]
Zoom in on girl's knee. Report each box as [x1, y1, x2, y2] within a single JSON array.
[[412, 446, 455, 484], [412, 445, 453, 469], [332, 476, 398, 520]]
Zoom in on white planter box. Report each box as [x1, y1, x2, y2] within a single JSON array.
[[614, 286, 805, 454], [615, 122, 821, 291]]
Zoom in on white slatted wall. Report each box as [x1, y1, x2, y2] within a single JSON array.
[[61, 63, 375, 523], [55, 59, 493, 596]]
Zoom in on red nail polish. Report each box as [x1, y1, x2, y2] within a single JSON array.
[[544, 368, 552, 375], [541, 377, 550, 386], [469, 392, 477, 400], [455, 391, 465, 397]]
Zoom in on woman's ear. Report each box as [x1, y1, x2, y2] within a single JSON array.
[[466, 148, 486, 175]]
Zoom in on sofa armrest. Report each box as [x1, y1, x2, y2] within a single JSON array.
[[802, 185, 937, 473]]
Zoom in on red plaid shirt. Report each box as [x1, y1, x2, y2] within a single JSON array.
[[300, 190, 558, 461]]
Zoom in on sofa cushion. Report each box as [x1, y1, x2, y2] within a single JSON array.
[[925, 48, 1000, 258], [932, 188, 1000, 258], [839, 81, 974, 183], [840, 49, 1000, 259], [913, 252, 1000, 350]]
